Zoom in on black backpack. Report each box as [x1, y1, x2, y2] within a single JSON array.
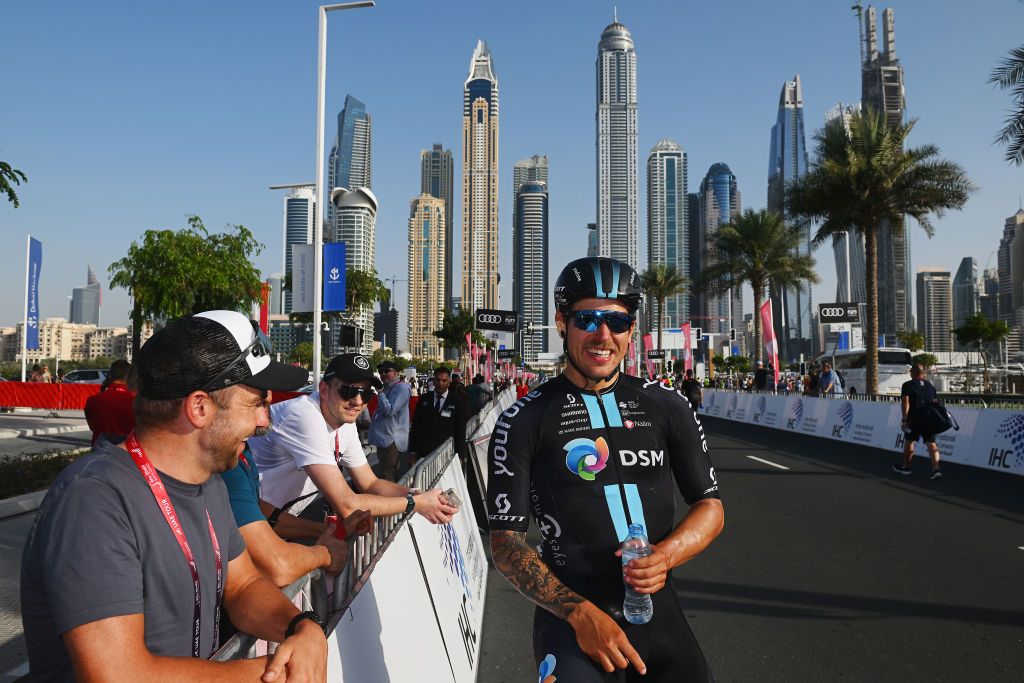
[[909, 382, 956, 435]]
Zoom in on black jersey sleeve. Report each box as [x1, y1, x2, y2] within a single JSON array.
[[486, 391, 540, 533], [662, 387, 720, 505]]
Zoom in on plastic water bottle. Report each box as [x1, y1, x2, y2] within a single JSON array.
[[621, 523, 654, 624]]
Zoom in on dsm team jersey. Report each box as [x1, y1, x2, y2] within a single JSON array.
[[487, 374, 720, 587]]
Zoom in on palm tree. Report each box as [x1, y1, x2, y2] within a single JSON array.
[[640, 264, 688, 353], [697, 208, 818, 364], [787, 108, 975, 393], [1, 154, 28, 208], [990, 45, 1024, 165], [433, 307, 486, 370]]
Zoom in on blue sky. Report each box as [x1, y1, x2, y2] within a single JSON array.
[[2, 0, 1022, 349]]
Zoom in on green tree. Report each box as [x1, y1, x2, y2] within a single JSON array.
[[697, 208, 819, 364], [911, 352, 939, 369], [990, 44, 1024, 165], [955, 314, 1011, 392], [897, 330, 926, 352], [433, 307, 486, 368], [787, 109, 975, 394], [289, 342, 318, 368], [640, 264, 688, 359], [109, 216, 264, 355], [1, 154, 27, 208], [346, 267, 388, 313]]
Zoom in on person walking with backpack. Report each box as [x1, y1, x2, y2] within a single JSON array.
[[680, 369, 703, 409], [893, 363, 943, 480]]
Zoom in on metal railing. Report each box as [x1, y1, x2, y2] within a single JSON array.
[[212, 388, 512, 661], [702, 386, 1020, 410]]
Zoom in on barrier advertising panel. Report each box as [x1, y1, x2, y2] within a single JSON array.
[[700, 389, 1023, 476], [408, 459, 487, 682], [328, 525, 454, 682]]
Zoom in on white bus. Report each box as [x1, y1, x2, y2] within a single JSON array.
[[815, 347, 913, 395]]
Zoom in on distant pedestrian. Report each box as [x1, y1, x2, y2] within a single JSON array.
[[40, 365, 52, 383], [893, 363, 943, 480], [680, 368, 703, 409], [369, 360, 411, 481], [819, 362, 837, 395], [754, 360, 768, 391], [84, 359, 135, 445]]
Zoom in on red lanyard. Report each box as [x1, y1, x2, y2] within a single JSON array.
[[335, 431, 340, 464], [125, 433, 222, 658]]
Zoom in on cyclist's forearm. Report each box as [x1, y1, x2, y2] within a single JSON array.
[[657, 498, 724, 570], [489, 531, 586, 620]]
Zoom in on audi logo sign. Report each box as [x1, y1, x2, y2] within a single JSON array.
[[817, 303, 860, 323], [475, 308, 519, 333]]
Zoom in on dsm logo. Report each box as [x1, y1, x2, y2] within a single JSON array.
[[993, 414, 1024, 471], [752, 396, 767, 423], [785, 398, 804, 430], [564, 437, 609, 481], [831, 401, 854, 438]]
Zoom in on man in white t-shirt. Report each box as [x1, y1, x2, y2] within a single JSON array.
[[248, 354, 458, 524]]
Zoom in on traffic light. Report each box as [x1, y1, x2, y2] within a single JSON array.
[[729, 328, 736, 342]]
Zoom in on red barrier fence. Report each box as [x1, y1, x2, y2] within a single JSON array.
[[0, 383, 302, 411]]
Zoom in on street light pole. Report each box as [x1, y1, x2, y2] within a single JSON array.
[[312, 1, 374, 382]]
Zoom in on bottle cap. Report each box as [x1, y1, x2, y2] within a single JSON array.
[[627, 522, 645, 536]]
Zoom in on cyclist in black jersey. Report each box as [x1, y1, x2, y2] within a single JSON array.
[[488, 257, 724, 682]]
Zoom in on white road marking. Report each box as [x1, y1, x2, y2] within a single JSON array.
[[747, 455, 790, 470]]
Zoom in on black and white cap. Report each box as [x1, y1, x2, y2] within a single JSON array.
[[133, 310, 309, 399], [323, 353, 382, 389]]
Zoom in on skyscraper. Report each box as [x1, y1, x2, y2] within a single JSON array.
[[69, 267, 101, 325], [596, 14, 639, 268], [861, 6, 910, 341], [687, 192, 703, 321], [462, 40, 500, 313], [421, 144, 454, 311], [327, 95, 372, 232], [825, 103, 868, 305], [513, 181, 549, 364], [512, 155, 548, 227], [698, 163, 743, 336], [373, 295, 399, 351], [277, 184, 315, 314], [334, 187, 378, 355], [916, 268, 952, 352], [586, 222, 598, 257], [767, 76, 811, 360], [980, 267, 999, 322], [998, 210, 1024, 357], [952, 257, 979, 349], [408, 194, 447, 361], [646, 139, 688, 327]]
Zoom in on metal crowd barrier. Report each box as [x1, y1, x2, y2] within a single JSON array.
[[704, 386, 1001, 409], [212, 387, 514, 662]]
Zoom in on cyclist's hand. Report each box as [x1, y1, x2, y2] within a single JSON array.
[[567, 601, 647, 675], [415, 489, 459, 524], [617, 544, 672, 595]]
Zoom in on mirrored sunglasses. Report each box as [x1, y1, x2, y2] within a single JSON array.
[[336, 384, 375, 402], [571, 309, 635, 334]]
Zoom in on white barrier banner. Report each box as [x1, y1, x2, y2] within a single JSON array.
[[700, 389, 1024, 476], [328, 525, 454, 682], [407, 456, 487, 682]]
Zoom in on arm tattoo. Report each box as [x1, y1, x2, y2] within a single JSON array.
[[490, 531, 585, 620]]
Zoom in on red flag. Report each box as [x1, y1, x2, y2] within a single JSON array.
[[259, 282, 270, 334], [760, 299, 780, 385], [681, 322, 693, 373]]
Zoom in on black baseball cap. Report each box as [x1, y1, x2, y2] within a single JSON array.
[[133, 310, 308, 400], [323, 353, 382, 389]]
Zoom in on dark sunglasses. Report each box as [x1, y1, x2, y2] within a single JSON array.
[[571, 309, 635, 334], [336, 383, 375, 401], [202, 320, 273, 392]]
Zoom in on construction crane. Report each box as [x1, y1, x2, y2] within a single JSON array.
[[852, 1, 864, 66]]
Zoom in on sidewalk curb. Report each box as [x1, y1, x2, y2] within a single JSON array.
[[0, 425, 89, 440], [0, 489, 46, 521]]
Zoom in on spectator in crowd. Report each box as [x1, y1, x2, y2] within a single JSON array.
[[465, 373, 493, 416], [20, 310, 327, 681], [410, 366, 468, 466], [83, 358, 135, 445], [754, 360, 768, 391], [516, 379, 530, 399], [40, 365, 53, 383], [56, 369, 66, 383], [249, 354, 456, 524], [222, 440, 371, 588], [893, 363, 944, 480], [29, 364, 42, 382], [368, 360, 411, 481], [680, 368, 703, 409], [820, 361, 837, 395]]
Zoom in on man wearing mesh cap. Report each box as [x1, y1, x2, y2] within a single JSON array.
[[21, 310, 329, 681]]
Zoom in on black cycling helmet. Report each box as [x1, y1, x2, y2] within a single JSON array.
[[553, 257, 643, 314]]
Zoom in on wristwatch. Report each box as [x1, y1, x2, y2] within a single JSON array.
[[286, 610, 326, 638], [405, 492, 416, 515]]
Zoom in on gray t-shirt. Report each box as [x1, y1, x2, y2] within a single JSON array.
[[20, 437, 245, 681]]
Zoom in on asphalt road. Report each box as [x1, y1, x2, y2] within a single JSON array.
[[478, 416, 1024, 682]]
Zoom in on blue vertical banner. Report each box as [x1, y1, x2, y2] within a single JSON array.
[[25, 237, 42, 350], [322, 242, 347, 311]]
